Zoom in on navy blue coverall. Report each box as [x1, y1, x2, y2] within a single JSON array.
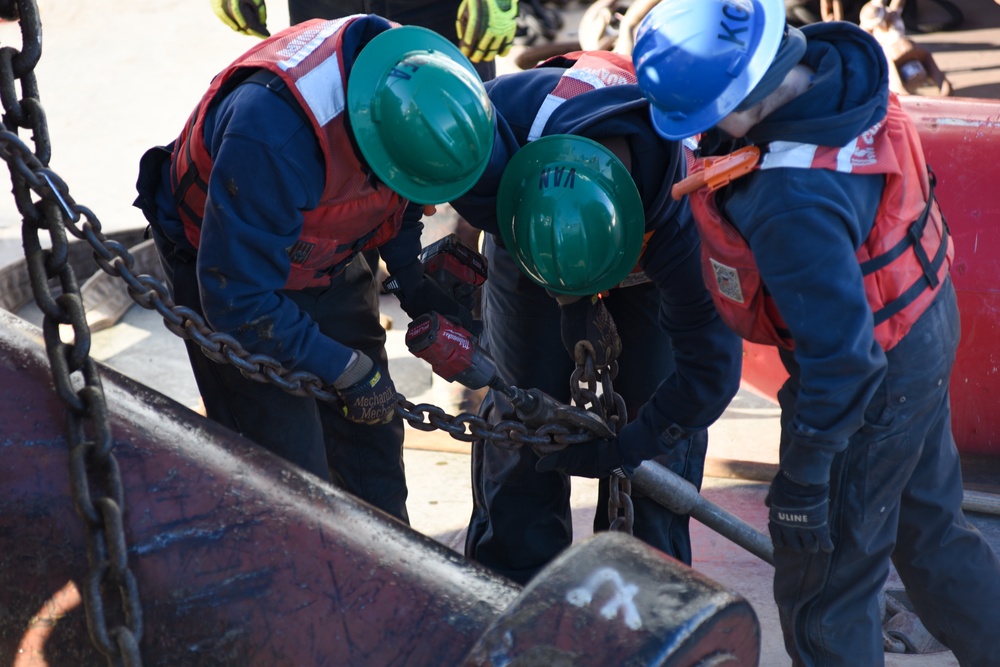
[[451, 54, 744, 584], [704, 22, 1000, 666], [134, 17, 421, 523]]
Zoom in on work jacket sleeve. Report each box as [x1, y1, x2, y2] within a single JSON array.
[[726, 167, 888, 486], [195, 84, 355, 386], [449, 112, 523, 239], [378, 201, 426, 275], [633, 203, 744, 440]]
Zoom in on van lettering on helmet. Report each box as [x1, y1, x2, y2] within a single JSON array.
[[388, 66, 415, 80], [719, 3, 750, 47], [538, 166, 577, 189]]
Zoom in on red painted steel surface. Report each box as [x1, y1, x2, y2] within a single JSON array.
[[0, 310, 760, 665], [739, 96, 1000, 458], [0, 309, 520, 666]]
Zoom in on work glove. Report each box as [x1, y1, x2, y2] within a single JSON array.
[[211, 0, 270, 39], [535, 421, 689, 479], [765, 471, 834, 554], [387, 261, 482, 335], [456, 0, 518, 63], [557, 294, 622, 366], [332, 351, 398, 425]]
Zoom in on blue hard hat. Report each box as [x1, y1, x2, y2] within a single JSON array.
[[632, 0, 787, 140]]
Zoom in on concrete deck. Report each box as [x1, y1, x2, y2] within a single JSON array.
[[4, 0, 1000, 664]]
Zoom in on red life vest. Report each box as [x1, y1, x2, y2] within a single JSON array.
[[170, 17, 407, 290], [530, 51, 653, 287], [689, 95, 953, 351]]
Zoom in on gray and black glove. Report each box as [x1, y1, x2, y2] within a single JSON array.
[[333, 352, 398, 425], [557, 294, 621, 366], [765, 471, 834, 554]]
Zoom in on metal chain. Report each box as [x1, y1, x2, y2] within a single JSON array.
[[0, 7, 616, 662], [0, 1, 610, 456], [0, 1, 143, 665], [570, 349, 634, 535], [0, 130, 607, 443]]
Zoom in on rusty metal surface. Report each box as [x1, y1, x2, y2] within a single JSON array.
[[901, 95, 1000, 457], [462, 532, 760, 667], [0, 309, 521, 666]]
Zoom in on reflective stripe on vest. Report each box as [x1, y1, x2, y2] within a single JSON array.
[[690, 95, 953, 351], [527, 51, 650, 288], [171, 16, 405, 290], [528, 51, 637, 141]]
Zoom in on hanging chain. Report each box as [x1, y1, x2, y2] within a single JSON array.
[[569, 347, 634, 535], [1, 1, 144, 665]]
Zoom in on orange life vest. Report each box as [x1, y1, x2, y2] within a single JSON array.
[[171, 17, 406, 290], [688, 95, 952, 351]]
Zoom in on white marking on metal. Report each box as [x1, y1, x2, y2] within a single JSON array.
[[566, 567, 642, 630]]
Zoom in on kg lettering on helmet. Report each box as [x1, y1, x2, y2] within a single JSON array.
[[347, 26, 495, 204], [496, 135, 644, 296], [632, 0, 791, 140]]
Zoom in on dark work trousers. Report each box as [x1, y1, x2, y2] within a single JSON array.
[[151, 228, 409, 524], [465, 234, 708, 585], [286, 0, 496, 81], [774, 279, 1000, 667]]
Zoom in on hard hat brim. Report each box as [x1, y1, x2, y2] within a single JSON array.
[[644, 0, 788, 139], [347, 26, 490, 204], [497, 135, 645, 296]]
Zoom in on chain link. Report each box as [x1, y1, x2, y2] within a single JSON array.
[[569, 348, 634, 535], [1, 2, 144, 664]]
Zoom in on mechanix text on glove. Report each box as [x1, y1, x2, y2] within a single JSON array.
[[333, 352, 398, 425]]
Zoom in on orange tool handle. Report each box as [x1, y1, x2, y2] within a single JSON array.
[[671, 146, 761, 200]]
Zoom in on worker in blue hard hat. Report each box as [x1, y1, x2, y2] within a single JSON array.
[[632, 0, 1000, 664], [133, 17, 494, 524]]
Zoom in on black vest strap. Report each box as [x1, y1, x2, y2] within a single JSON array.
[[864, 169, 950, 326]]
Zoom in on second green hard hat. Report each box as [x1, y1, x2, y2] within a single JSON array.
[[497, 135, 645, 296]]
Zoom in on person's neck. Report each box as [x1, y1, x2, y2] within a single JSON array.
[[717, 64, 815, 139]]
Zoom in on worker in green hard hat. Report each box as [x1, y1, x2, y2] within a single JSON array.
[[449, 51, 744, 585], [496, 135, 646, 297], [133, 17, 494, 524]]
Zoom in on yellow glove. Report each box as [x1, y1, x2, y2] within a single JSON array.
[[456, 0, 518, 63], [211, 0, 270, 39]]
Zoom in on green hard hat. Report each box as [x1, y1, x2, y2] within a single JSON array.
[[347, 26, 495, 205], [496, 135, 645, 296]]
